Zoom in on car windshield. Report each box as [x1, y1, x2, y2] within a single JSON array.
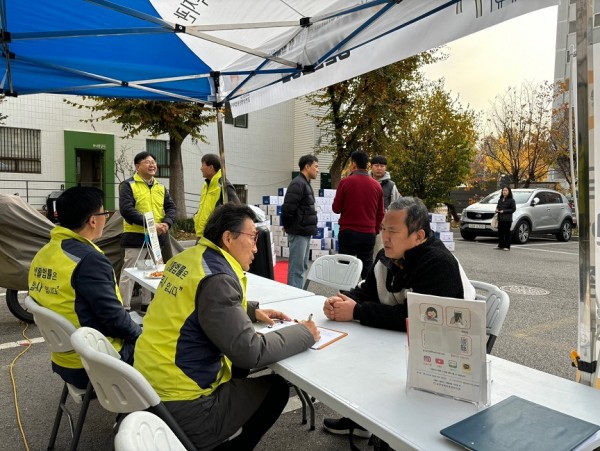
[[478, 191, 533, 204]]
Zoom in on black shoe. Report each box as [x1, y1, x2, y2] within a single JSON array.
[[323, 417, 371, 438]]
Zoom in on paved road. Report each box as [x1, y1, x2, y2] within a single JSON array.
[[0, 234, 582, 450]]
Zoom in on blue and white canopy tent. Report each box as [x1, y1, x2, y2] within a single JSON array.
[[11, 1, 600, 387]]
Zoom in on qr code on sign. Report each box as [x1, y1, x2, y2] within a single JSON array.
[[460, 336, 471, 355]]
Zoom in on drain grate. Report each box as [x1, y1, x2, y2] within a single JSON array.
[[500, 285, 550, 296]]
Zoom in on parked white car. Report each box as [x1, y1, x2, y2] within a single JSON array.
[[459, 188, 575, 244]]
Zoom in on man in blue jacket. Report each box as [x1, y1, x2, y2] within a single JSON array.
[[281, 154, 319, 288], [29, 186, 141, 389]]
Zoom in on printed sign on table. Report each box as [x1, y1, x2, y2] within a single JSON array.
[[144, 212, 164, 266], [406, 292, 487, 405]]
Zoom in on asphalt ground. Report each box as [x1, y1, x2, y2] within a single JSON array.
[[0, 233, 582, 451]]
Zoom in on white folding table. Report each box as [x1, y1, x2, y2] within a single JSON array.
[[123, 267, 314, 304], [266, 296, 600, 450]]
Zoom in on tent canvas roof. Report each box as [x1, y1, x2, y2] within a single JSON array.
[[0, 0, 556, 115]]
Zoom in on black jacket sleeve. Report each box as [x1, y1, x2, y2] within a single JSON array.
[[119, 180, 144, 226], [73, 251, 141, 340], [280, 179, 302, 229], [162, 189, 177, 227]]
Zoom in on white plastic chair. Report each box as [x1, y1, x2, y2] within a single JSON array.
[[302, 254, 363, 291], [24, 296, 94, 451], [470, 281, 511, 354], [114, 411, 186, 451], [70, 327, 198, 451]]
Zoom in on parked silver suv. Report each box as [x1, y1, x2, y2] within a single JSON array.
[[459, 188, 575, 244]]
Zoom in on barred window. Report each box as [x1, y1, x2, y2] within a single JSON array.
[[0, 126, 42, 173], [224, 105, 249, 128], [146, 139, 170, 178]]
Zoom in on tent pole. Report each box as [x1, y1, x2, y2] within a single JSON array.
[[575, 0, 598, 387], [569, 46, 579, 221], [212, 71, 228, 205], [216, 107, 228, 204]]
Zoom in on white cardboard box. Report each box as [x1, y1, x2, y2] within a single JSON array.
[[428, 213, 446, 223], [282, 246, 290, 258], [279, 236, 288, 247], [270, 215, 281, 226], [436, 231, 454, 242], [311, 249, 329, 260], [309, 239, 322, 250], [430, 221, 450, 232]]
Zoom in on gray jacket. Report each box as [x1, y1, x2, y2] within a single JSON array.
[[372, 171, 401, 210], [197, 273, 315, 369]]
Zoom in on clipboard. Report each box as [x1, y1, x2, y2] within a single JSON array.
[[311, 326, 347, 350]]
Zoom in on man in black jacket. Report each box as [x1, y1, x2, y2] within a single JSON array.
[[321, 196, 475, 443], [281, 154, 319, 288]]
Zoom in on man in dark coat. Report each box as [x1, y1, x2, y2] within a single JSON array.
[[281, 155, 319, 288]]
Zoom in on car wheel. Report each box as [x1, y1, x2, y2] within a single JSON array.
[[6, 289, 34, 323], [556, 220, 572, 242], [512, 220, 530, 244], [460, 230, 477, 241]]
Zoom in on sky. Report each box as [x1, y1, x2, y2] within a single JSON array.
[[422, 6, 558, 115]]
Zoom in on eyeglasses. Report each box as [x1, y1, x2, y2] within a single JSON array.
[[237, 231, 259, 244], [137, 160, 156, 166], [91, 211, 111, 219]]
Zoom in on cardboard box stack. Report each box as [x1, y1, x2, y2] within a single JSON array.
[[429, 212, 454, 251], [258, 188, 340, 260]]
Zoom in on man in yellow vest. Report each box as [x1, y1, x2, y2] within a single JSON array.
[[194, 153, 240, 238], [118, 151, 177, 311], [29, 186, 141, 389], [135, 204, 320, 450]]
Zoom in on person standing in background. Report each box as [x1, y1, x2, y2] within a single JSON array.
[[370, 155, 401, 257], [119, 151, 176, 311], [495, 186, 516, 251], [333, 150, 384, 279], [281, 155, 319, 288], [194, 153, 241, 239]]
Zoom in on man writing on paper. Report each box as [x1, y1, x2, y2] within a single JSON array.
[[29, 187, 141, 390], [134, 204, 320, 450], [118, 151, 176, 312], [322, 196, 475, 443]]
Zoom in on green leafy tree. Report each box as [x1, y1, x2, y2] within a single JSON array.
[[308, 51, 439, 186], [65, 98, 214, 219], [388, 80, 477, 210]]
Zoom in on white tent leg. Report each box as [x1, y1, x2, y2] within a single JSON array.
[[575, 0, 598, 387]]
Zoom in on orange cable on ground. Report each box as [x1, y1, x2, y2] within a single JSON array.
[[9, 322, 32, 451]]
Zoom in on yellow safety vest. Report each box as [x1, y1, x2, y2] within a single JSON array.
[[123, 173, 167, 234], [194, 169, 224, 237], [28, 226, 124, 369], [134, 238, 248, 401]]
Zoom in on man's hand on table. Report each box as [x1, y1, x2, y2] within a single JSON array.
[[323, 293, 356, 322], [256, 308, 321, 341]]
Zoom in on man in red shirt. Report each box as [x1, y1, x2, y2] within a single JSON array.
[[333, 151, 384, 279]]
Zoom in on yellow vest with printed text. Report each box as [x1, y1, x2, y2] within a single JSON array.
[[134, 237, 248, 401], [28, 226, 124, 369], [123, 173, 167, 234], [194, 169, 224, 237]]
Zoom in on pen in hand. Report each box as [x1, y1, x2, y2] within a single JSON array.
[[307, 313, 313, 322]]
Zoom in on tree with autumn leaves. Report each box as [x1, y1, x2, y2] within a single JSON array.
[[479, 81, 570, 190]]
